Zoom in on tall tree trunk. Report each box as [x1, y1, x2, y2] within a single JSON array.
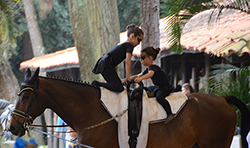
[[140, 0, 160, 86], [22, 32, 34, 61], [141, 0, 160, 48], [22, 0, 46, 145], [68, 0, 120, 81], [23, 0, 45, 57], [0, 50, 20, 103]]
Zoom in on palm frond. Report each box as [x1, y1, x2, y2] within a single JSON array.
[[205, 64, 250, 115], [0, 0, 24, 43], [210, 64, 239, 75], [0, 0, 10, 41], [0, 10, 12, 41], [164, 15, 182, 53]]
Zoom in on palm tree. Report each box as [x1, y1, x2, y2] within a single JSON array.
[[160, 0, 250, 53]]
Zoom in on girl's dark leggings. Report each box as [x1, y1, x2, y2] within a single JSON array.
[[156, 90, 172, 115], [98, 68, 124, 92]]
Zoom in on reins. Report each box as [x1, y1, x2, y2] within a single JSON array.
[[29, 127, 95, 148], [29, 124, 68, 128], [25, 109, 127, 148], [81, 108, 127, 131], [29, 108, 128, 131], [26, 109, 128, 148]]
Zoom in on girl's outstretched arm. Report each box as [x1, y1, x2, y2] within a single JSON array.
[[134, 70, 154, 83], [125, 52, 132, 81]]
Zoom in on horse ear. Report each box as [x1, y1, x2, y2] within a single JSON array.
[[25, 68, 31, 80], [34, 67, 40, 76], [30, 68, 40, 84]]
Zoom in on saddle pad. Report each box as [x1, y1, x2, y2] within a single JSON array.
[[148, 91, 188, 123], [100, 87, 188, 148]]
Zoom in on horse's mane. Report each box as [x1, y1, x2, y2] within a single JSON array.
[[39, 75, 100, 90]]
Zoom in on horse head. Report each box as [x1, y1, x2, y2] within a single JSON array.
[[9, 68, 41, 136]]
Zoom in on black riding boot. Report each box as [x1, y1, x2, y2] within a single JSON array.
[[156, 90, 176, 124]]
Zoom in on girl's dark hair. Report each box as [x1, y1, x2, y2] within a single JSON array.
[[141, 47, 160, 60], [126, 24, 144, 37]]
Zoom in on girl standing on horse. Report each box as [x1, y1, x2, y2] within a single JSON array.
[[92, 24, 144, 92], [131, 47, 175, 123]]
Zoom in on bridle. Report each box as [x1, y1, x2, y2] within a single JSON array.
[[11, 82, 39, 131]]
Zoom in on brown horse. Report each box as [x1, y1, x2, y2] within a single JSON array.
[[9, 68, 250, 148]]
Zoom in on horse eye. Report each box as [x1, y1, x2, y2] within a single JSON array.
[[22, 94, 30, 100]]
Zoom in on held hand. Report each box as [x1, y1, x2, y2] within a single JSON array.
[[124, 77, 130, 84], [121, 78, 126, 83], [134, 77, 142, 83], [121, 78, 130, 84]]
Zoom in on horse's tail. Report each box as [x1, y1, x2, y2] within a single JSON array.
[[223, 95, 250, 148]]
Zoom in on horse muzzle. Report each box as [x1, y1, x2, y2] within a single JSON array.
[[8, 116, 26, 136], [9, 124, 26, 136]]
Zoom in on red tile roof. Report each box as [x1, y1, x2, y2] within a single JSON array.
[[181, 8, 250, 57], [20, 46, 79, 70]]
